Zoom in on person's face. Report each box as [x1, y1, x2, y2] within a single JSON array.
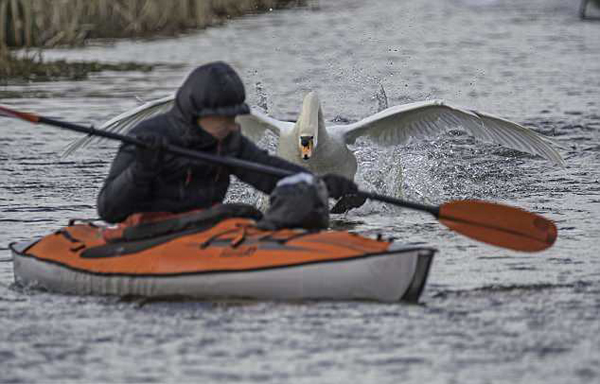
[[197, 116, 239, 140]]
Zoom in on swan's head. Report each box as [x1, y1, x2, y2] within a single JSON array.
[[299, 135, 314, 160], [296, 91, 324, 161]]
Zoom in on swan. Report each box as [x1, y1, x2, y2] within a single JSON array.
[[64, 91, 564, 212]]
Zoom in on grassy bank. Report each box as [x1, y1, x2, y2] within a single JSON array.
[[1, 0, 307, 47], [0, 42, 157, 83], [1, 0, 307, 83]]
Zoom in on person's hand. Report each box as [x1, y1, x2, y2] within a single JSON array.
[[321, 174, 358, 199], [134, 132, 168, 172]]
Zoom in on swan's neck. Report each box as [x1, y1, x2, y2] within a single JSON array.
[[294, 92, 328, 149]]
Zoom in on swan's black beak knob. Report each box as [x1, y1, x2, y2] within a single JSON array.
[[300, 135, 313, 160]]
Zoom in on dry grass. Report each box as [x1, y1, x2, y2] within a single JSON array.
[[0, 0, 306, 82], [1, 0, 305, 47], [0, 43, 155, 84]]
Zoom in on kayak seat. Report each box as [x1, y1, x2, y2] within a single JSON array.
[[107, 203, 262, 243], [79, 204, 263, 259]]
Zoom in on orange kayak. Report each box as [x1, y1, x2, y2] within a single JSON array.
[[10, 208, 435, 302]]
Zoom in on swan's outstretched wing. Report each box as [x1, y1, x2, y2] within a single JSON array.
[[337, 100, 564, 166], [62, 95, 294, 156], [62, 95, 175, 157], [236, 108, 294, 142]]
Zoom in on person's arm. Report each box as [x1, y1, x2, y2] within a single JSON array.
[[96, 143, 156, 223], [97, 123, 167, 223], [232, 136, 309, 194]]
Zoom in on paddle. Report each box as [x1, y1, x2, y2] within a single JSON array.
[[0, 104, 557, 252]]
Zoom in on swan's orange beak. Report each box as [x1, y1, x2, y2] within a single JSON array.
[[300, 136, 313, 160]]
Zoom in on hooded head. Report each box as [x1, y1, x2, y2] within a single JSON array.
[[172, 62, 250, 127]]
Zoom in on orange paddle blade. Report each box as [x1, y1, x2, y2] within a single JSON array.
[[438, 200, 557, 252], [0, 105, 40, 123]]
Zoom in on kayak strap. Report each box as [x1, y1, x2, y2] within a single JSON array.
[[199, 226, 243, 249], [103, 203, 263, 243], [199, 222, 300, 249]]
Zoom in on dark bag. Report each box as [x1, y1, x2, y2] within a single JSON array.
[[257, 173, 329, 230]]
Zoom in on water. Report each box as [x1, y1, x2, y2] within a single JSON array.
[[1, 0, 600, 382]]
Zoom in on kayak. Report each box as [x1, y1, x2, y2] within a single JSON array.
[[9, 206, 436, 303]]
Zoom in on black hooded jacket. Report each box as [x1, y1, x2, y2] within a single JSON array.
[[97, 63, 307, 223]]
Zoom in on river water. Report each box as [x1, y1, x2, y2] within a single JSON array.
[[1, 0, 599, 383]]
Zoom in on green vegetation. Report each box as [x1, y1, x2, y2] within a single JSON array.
[[0, 0, 306, 83], [0, 44, 157, 84]]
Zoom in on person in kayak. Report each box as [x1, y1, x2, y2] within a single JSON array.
[[97, 61, 358, 223]]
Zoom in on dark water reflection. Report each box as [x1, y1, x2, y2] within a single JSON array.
[[1, 0, 599, 382]]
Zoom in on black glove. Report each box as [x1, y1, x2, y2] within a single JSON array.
[[133, 132, 168, 174], [321, 173, 358, 199]]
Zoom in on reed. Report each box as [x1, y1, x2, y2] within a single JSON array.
[[1, 0, 306, 82], [1, 0, 306, 47], [0, 41, 155, 84]]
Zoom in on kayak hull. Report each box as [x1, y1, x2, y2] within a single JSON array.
[[11, 241, 434, 303], [10, 218, 436, 303]]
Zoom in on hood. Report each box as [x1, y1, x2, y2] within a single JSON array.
[[170, 61, 250, 126]]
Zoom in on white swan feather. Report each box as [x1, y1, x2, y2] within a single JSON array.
[[337, 100, 564, 166], [64, 92, 564, 171]]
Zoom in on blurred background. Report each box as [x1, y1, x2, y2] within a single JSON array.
[[1, 1, 599, 383]]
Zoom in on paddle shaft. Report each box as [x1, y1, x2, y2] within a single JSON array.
[[4, 108, 442, 217], [1, 105, 557, 252], [39, 115, 296, 179]]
